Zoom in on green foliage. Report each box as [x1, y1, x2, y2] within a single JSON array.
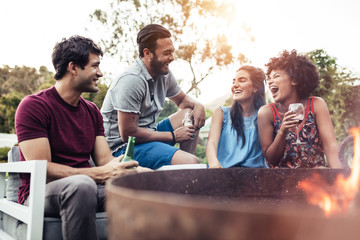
[[205, 108, 213, 120], [0, 91, 24, 133], [156, 100, 212, 123], [0, 65, 55, 133], [1, 65, 42, 96], [156, 100, 179, 123], [82, 83, 109, 109], [195, 143, 207, 164], [0, 147, 10, 161], [37, 66, 56, 91], [89, 0, 253, 96], [307, 49, 360, 141]]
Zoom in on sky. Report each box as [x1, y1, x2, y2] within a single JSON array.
[[1, 0, 359, 104]]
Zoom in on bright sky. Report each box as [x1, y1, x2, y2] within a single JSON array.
[[1, 0, 359, 103]]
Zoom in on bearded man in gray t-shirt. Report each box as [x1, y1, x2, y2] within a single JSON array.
[[101, 24, 206, 169]]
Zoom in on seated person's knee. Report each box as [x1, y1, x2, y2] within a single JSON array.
[[171, 151, 199, 165], [188, 155, 199, 164], [67, 175, 97, 198]]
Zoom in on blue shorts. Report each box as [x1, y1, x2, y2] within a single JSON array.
[[114, 118, 178, 169]]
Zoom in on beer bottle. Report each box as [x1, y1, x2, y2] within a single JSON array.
[[121, 136, 135, 162], [182, 111, 193, 126]]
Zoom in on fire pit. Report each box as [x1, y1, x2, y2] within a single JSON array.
[[106, 168, 356, 240]]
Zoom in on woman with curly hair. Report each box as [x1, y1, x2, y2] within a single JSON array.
[[257, 50, 342, 168], [206, 65, 267, 168]]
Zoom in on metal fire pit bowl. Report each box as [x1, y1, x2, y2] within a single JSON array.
[[106, 168, 358, 240]]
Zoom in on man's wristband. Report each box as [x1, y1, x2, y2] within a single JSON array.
[[171, 131, 176, 144]]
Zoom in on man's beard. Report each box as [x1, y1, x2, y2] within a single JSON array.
[[150, 54, 169, 76], [76, 80, 99, 93]]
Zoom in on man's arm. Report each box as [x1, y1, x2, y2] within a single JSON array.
[[170, 91, 205, 130], [117, 111, 194, 144], [91, 136, 119, 166], [19, 137, 139, 184]]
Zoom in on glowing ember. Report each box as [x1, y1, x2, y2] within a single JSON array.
[[298, 128, 360, 217]]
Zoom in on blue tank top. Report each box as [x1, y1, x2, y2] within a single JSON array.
[[216, 106, 267, 168]]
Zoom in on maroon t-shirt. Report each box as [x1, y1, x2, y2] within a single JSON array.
[[15, 86, 105, 204]]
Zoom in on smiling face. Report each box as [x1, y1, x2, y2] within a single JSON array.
[[268, 69, 296, 103], [74, 53, 103, 93], [149, 38, 175, 76], [231, 70, 257, 103]]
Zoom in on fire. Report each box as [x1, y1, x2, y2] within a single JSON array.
[[298, 128, 360, 217]]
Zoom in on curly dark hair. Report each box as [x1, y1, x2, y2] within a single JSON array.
[[52, 36, 103, 80], [265, 49, 319, 99], [137, 24, 171, 58]]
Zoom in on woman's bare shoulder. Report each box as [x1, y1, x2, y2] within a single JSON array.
[[258, 104, 273, 118]]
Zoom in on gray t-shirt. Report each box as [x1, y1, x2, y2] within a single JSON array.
[[101, 58, 181, 153]]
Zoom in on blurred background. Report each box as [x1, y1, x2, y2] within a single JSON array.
[[0, 0, 359, 163]]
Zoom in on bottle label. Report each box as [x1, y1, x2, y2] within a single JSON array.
[[182, 112, 192, 126]]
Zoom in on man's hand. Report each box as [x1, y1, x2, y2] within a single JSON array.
[[98, 157, 152, 183], [191, 104, 205, 130], [174, 125, 196, 142], [171, 91, 205, 131]]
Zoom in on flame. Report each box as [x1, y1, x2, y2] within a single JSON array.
[[298, 128, 360, 217]]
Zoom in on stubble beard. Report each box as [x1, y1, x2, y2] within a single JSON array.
[[150, 54, 169, 76], [76, 79, 99, 93]]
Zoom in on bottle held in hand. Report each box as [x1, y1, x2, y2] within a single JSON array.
[[182, 111, 193, 126], [121, 136, 135, 162], [183, 111, 195, 140]]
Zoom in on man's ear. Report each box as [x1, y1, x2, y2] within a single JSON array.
[[68, 62, 77, 75], [143, 48, 152, 58]]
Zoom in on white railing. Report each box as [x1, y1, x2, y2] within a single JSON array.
[[0, 160, 47, 240]]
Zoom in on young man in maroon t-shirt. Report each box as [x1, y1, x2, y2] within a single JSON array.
[[15, 36, 149, 240]]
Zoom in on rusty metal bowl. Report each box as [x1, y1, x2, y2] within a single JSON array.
[[106, 168, 357, 240]]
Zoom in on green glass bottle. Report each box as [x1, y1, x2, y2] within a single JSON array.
[[121, 136, 135, 162]]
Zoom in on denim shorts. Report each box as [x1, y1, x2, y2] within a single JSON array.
[[114, 118, 178, 169]]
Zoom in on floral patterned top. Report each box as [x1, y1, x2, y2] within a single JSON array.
[[268, 97, 325, 168]]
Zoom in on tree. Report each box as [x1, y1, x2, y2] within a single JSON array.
[[0, 91, 24, 133], [0, 65, 40, 96], [0, 65, 56, 133], [0, 64, 114, 133], [156, 100, 179, 123], [0, 65, 55, 96], [307, 49, 360, 141], [37, 66, 56, 91], [81, 83, 109, 109], [89, 0, 253, 97]]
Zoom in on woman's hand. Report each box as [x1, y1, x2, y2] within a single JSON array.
[[208, 161, 223, 168], [278, 111, 298, 135]]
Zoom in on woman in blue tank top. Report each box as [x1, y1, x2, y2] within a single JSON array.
[[206, 66, 267, 168]]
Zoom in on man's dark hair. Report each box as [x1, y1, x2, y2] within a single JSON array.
[[52, 36, 103, 80], [137, 24, 171, 58], [265, 49, 319, 99]]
